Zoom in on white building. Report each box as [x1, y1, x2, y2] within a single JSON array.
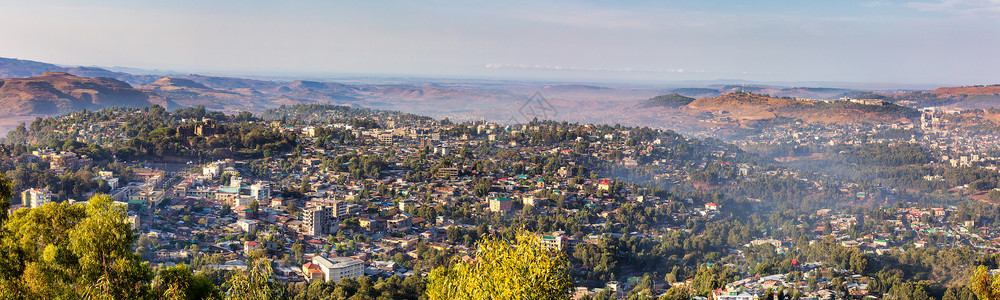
[[202, 163, 222, 178], [312, 256, 364, 284], [250, 182, 271, 199], [539, 232, 567, 251], [713, 288, 759, 300], [236, 219, 258, 233], [128, 214, 140, 231]]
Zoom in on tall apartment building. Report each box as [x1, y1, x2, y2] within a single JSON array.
[[488, 196, 513, 213], [303, 200, 361, 235], [22, 188, 52, 208], [250, 182, 271, 199], [303, 206, 335, 236]]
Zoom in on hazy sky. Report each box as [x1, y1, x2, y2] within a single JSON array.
[[1, 0, 998, 85]]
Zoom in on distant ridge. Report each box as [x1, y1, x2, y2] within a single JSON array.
[[644, 93, 694, 108], [682, 92, 917, 125], [0, 57, 161, 86], [0, 72, 175, 116]]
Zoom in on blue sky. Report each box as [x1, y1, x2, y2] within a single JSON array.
[[1, 0, 998, 85]]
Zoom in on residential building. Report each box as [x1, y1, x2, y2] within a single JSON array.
[[244, 241, 262, 255], [388, 214, 412, 231], [22, 188, 51, 208], [303, 206, 335, 236], [540, 233, 567, 251], [250, 182, 271, 199], [489, 196, 513, 213], [236, 219, 258, 233], [312, 256, 364, 284]]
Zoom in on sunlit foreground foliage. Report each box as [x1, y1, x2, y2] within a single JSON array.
[[426, 230, 572, 300], [0, 195, 152, 299], [973, 265, 1000, 300]]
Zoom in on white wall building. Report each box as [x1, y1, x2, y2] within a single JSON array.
[[312, 256, 364, 284], [236, 219, 258, 233]]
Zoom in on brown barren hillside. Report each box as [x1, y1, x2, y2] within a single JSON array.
[[138, 77, 260, 110], [0, 72, 174, 116], [929, 85, 1000, 97], [684, 92, 803, 121], [682, 92, 916, 125]]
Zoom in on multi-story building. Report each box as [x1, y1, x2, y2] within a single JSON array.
[[203, 163, 222, 178], [250, 182, 271, 199], [539, 233, 567, 251], [437, 167, 460, 179], [50, 152, 90, 170], [489, 196, 513, 213], [22, 188, 52, 208], [312, 256, 364, 284], [132, 168, 166, 188], [378, 134, 394, 144], [236, 219, 258, 233], [303, 206, 335, 236], [388, 214, 412, 231]]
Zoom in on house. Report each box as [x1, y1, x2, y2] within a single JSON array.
[[244, 241, 262, 255], [302, 262, 324, 282], [705, 202, 719, 211], [540, 232, 567, 251], [236, 219, 258, 233], [598, 180, 611, 191]]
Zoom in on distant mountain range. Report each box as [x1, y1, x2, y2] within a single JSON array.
[[0, 56, 997, 136], [0, 72, 174, 116]]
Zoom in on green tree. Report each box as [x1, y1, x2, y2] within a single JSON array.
[[972, 265, 1000, 300], [225, 254, 283, 299], [154, 263, 222, 300], [0, 194, 154, 299], [426, 230, 572, 300], [0, 173, 9, 224]]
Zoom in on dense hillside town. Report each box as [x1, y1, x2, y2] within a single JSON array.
[[4, 103, 1000, 299]]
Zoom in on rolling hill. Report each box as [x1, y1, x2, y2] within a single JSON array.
[[886, 85, 1000, 109], [0, 72, 175, 116], [682, 92, 917, 125]]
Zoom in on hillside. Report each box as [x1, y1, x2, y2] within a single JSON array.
[[0, 57, 162, 86], [670, 86, 862, 100], [138, 77, 262, 111], [644, 93, 694, 108], [0, 57, 64, 78], [929, 85, 1000, 97], [887, 85, 1000, 109], [0, 72, 175, 116], [684, 92, 800, 121], [683, 92, 916, 125]]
